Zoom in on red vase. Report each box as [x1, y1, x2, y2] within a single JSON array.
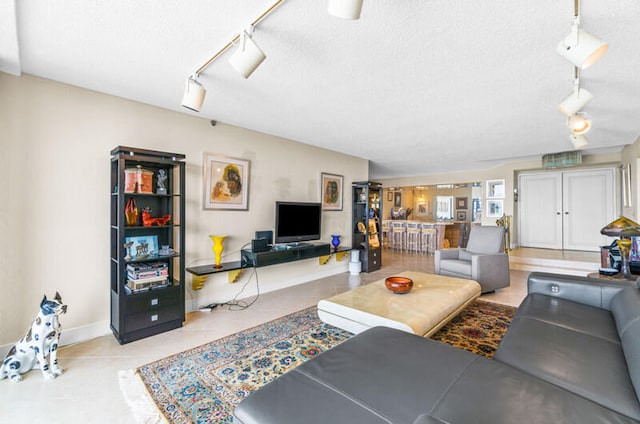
[[125, 198, 138, 226]]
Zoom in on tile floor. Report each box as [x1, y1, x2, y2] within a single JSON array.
[[0, 249, 551, 423]]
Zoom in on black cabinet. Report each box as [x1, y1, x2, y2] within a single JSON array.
[[110, 146, 185, 344], [352, 181, 383, 272]]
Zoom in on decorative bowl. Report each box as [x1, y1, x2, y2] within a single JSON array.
[[385, 276, 413, 294]]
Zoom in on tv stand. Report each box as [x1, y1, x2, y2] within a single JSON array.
[[242, 243, 330, 267]]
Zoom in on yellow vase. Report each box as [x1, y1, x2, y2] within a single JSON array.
[[210, 235, 228, 269]]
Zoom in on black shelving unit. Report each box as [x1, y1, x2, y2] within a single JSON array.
[[352, 181, 383, 272], [110, 146, 185, 344]]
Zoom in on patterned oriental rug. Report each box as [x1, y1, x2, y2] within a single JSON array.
[[134, 299, 517, 423]]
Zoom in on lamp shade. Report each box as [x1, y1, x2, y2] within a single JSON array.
[[228, 32, 266, 79], [567, 113, 591, 135], [569, 133, 588, 149], [181, 78, 206, 112], [328, 0, 364, 20], [559, 87, 593, 116], [600, 216, 640, 237], [556, 29, 608, 69]]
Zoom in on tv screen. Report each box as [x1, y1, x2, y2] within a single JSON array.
[[275, 201, 322, 244]]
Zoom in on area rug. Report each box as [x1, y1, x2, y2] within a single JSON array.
[[134, 299, 516, 423]]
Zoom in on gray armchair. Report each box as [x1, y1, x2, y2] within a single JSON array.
[[434, 226, 510, 293]]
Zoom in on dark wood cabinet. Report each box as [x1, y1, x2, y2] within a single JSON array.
[[352, 181, 383, 272], [110, 146, 185, 344]]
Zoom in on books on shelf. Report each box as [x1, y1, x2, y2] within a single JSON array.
[[126, 274, 170, 292]]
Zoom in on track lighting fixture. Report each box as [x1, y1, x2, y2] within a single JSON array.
[[558, 78, 592, 116], [228, 27, 266, 79], [569, 133, 589, 150], [181, 76, 206, 112], [328, 0, 364, 20], [556, 24, 608, 70], [567, 112, 591, 135]]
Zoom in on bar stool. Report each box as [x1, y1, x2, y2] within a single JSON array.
[[420, 224, 437, 254], [381, 220, 391, 248], [405, 222, 421, 252], [390, 221, 406, 250]]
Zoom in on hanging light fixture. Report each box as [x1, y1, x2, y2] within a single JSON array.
[[328, 0, 364, 20], [567, 112, 591, 135], [181, 76, 206, 112], [181, 0, 284, 112], [228, 27, 267, 79], [558, 77, 593, 116], [556, 1, 607, 69], [569, 133, 589, 149]]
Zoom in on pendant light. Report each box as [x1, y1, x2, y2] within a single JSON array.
[[181, 77, 206, 112], [228, 28, 267, 79], [328, 0, 364, 20]]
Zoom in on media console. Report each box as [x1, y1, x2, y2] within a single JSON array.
[[186, 243, 348, 290]]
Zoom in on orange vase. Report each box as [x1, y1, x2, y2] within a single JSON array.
[[125, 198, 138, 226]]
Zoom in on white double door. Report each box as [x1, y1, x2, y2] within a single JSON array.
[[518, 168, 615, 251]]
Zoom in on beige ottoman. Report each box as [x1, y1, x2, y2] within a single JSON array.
[[317, 271, 481, 337]]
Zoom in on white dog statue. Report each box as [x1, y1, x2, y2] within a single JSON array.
[[1, 292, 67, 382]]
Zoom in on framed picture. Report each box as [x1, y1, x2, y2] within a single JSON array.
[[394, 192, 402, 207], [456, 210, 467, 221], [203, 153, 250, 210], [456, 197, 468, 209], [321, 173, 343, 210], [486, 179, 505, 199], [126, 235, 159, 259], [416, 202, 428, 216], [486, 199, 504, 217], [387, 192, 393, 202]]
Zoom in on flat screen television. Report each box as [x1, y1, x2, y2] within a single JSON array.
[[275, 201, 322, 244]]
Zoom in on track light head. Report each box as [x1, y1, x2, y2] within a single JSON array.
[[569, 133, 589, 149], [181, 77, 206, 112], [328, 0, 364, 20], [558, 86, 593, 116], [567, 112, 591, 135], [229, 29, 266, 79], [556, 26, 608, 69]]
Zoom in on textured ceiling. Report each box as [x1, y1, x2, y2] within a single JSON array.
[[7, 0, 640, 178]]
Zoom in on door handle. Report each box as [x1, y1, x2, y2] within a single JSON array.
[[557, 212, 561, 215], [564, 212, 569, 215]]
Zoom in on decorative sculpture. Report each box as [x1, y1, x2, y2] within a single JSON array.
[[142, 207, 171, 227], [210, 235, 228, 269]]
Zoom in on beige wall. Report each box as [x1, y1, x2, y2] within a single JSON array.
[[0, 73, 368, 347]]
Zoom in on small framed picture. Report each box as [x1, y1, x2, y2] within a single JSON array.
[[486, 199, 504, 217], [394, 192, 402, 207], [456, 197, 468, 209], [456, 210, 467, 221], [387, 192, 393, 202], [203, 153, 250, 210], [417, 202, 428, 216], [486, 179, 505, 199], [126, 235, 159, 259], [321, 173, 343, 210]]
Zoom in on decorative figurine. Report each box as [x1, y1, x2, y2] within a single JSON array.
[[142, 207, 171, 226], [157, 169, 167, 195], [125, 197, 138, 226], [124, 241, 133, 261]]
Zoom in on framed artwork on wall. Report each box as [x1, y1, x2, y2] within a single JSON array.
[[416, 202, 428, 216], [387, 192, 393, 202], [456, 197, 468, 209], [321, 173, 343, 210], [456, 210, 467, 221], [203, 153, 250, 210], [486, 179, 505, 199], [394, 192, 402, 207], [486, 199, 504, 217]]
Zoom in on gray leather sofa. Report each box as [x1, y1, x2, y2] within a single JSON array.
[[234, 272, 640, 423]]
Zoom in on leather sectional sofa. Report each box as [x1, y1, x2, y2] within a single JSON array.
[[234, 272, 640, 423]]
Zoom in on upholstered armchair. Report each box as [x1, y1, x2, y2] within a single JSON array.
[[434, 226, 510, 293]]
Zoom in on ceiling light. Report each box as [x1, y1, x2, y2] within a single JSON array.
[[328, 0, 364, 20], [556, 22, 608, 69], [228, 28, 266, 79], [567, 112, 591, 135], [181, 77, 206, 112], [569, 133, 588, 149], [558, 79, 593, 116]]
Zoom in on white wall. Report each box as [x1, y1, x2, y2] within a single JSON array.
[[0, 73, 368, 347]]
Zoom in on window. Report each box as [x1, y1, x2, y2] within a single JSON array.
[[435, 196, 453, 219]]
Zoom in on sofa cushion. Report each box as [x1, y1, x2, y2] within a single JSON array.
[[611, 288, 640, 403], [494, 312, 640, 420], [433, 357, 640, 424], [515, 293, 620, 344], [438, 259, 471, 277], [465, 226, 504, 254], [235, 326, 479, 424], [458, 250, 473, 261]]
